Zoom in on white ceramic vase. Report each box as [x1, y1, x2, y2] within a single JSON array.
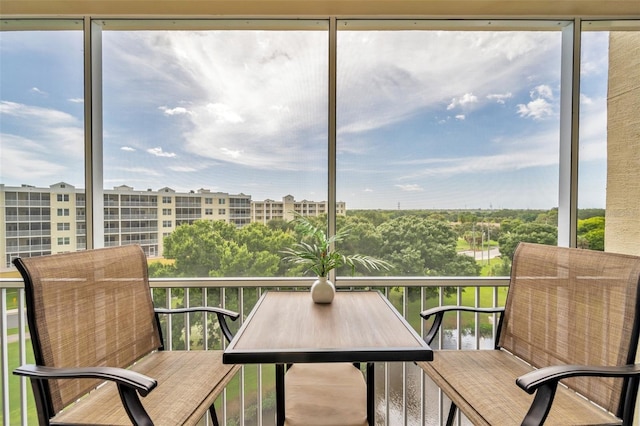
[[310, 276, 335, 304]]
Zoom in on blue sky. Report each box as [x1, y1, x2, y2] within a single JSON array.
[[0, 26, 609, 210]]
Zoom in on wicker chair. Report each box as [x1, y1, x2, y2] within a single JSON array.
[[418, 242, 640, 425], [13, 245, 241, 426]]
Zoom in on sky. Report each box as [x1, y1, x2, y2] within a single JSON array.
[[0, 25, 609, 210]]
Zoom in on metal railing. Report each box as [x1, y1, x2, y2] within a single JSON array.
[[1, 276, 508, 426]]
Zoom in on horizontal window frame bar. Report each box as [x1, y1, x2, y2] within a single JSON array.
[[93, 18, 329, 31], [0, 18, 83, 31], [582, 19, 640, 30], [337, 18, 573, 31]]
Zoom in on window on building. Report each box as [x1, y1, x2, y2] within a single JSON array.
[[57, 194, 70, 202], [162, 208, 172, 215], [57, 223, 71, 231], [57, 208, 70, 216], [218, 209, 226, 215], [162, 196, 172, 203]]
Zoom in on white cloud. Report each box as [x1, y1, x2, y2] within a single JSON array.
[[531, 84, 553, 100], [0, 101, 83, 183], [159, 105, 191, 116], [103, 30, 561, 173], [68, 98, 84, 103], [447, 93, 478, 110], [580, 94, 594, 105], [147, 147, 177, 158], [121, 146, 136, 152], [169, 166, 199, 172], [395, 184, 424, 192], [30, 87, 47, 96], [0, 100, 77, 124], [220, 147, 243, 159], [517, 85, 555, 120], [455, 114, 466, 120], [0, 134, 67, 182], [205, 103, 244, 124], [487, 92, 513, 104], [364, 188, 374, 192], [577, 98, 607, 162], [517, 98, 553, 120], [110, 166, 162, 178], [396, 127, 559, 180]]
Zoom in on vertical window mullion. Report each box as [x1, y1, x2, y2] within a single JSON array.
[[558, 19, 581, 248], [328, 17, 338, 281], [88, 18, 105, 249]]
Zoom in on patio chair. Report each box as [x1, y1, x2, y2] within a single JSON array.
[[418, 242, 640, 425], [284, 362, 371, 426], [13, 245, 241, 426]]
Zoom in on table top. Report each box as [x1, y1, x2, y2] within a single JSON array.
[[223, 290, 433, 364]]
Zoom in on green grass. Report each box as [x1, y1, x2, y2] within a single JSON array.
[[3, 339, 37, 425], [5, 288, 19, 310]]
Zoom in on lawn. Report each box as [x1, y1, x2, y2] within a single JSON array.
[[3, 338, 37, 425]]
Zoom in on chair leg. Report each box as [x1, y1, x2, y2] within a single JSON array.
[[209, 404, 220, 426], [446, 402, 457, 426]]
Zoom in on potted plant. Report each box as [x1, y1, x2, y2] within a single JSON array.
[[281, 212, 392, 303]]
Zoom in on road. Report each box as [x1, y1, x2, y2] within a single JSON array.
[[460, 247, 501, 261], [3, 309, 27, 343]]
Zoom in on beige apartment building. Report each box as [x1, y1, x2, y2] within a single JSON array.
[[252, 195, 346, 224], [1, 183, 340, 270]]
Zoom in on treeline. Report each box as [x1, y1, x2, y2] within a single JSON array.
[[149, 208, 605, 280]]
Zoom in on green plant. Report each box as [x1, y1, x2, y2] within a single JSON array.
[[281, 213, 391, 277]]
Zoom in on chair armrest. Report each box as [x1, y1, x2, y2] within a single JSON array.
[[14, 364, 158, 424], [517, 363, 640, 392], [516, 364, 640, 425], [155, 306, 240, 343], [154, 306, 239, 319], [420, 306, 504, 345], [13, 364, 157, 396]]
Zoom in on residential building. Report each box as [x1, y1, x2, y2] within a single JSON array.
[[251, 195, 346, 224], [1, 183, 343, 269]]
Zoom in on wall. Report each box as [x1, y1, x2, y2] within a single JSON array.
[[606, 32, 640, 256]]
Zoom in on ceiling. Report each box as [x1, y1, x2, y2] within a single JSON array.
[[1, 0, 639, 18]]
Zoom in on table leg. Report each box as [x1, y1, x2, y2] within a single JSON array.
[[276, 363, 285, 426], [367, 362, 375, 425]]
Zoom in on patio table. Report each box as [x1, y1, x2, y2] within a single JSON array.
[[223, 290, 433, 425]]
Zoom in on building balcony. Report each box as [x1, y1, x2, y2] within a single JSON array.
[[1, 276, 506, 425]]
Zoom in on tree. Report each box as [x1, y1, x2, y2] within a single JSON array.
[[577, 216, 605, 251], [498, 222, 558, 261], [337, 215, 385, 263], [163, 220, 229, 277], [237, 222, 296, 255], [377, 216, 480, 277]]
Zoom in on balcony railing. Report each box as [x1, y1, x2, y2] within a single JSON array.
[[1, 276, 508, 425]]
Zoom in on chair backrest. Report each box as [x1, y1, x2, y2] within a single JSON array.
[[498, 242, 640, 418], [14, 245, 162, 416]]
